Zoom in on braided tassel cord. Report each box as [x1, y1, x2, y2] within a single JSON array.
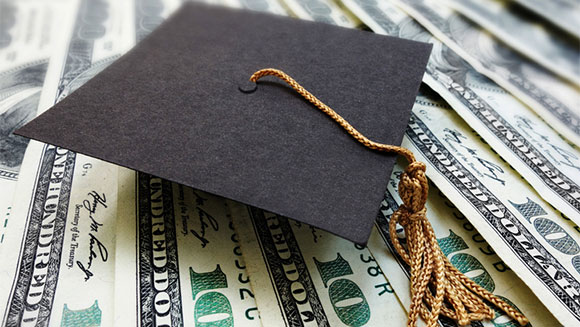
[[249, 68, 529, 327]]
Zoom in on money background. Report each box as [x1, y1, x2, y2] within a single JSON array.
[[0, 0, 578, 326]]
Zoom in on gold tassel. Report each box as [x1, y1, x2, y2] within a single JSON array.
[[389, 161, 528, 326], [249, 68, 530, 327]]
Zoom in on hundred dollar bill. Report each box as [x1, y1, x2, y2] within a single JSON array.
[[0, 0, 72, 247], [230, 203, 408, 326], [134, 0, 183, 43], [512, 0, 580, 39], [444, 0, 579, 86], [195, 0, 243, 9], [240, 0, 288, 15], [381, 89, 579, 325], [389, 0, 580, 146], [114, 169, 262, 326], [283, 0, 359, 27], [0, 149, 119, 327], [366, 97, 559, 327], [340, 0, 580, 226], [0, 0, 134, 325]]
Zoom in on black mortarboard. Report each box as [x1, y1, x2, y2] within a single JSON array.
[[15, 3, 431, 244]]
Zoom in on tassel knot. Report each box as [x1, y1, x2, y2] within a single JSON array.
[[398, 162, 428, 212], [396, 206, 426, 227]]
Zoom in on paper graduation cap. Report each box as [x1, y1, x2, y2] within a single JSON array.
[[15, 3, 431, 244]]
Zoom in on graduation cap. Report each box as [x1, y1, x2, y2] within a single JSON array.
[[15, 4, 527, 325], [16, 2, 430, 244]]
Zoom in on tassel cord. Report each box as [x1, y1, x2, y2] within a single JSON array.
[[249, 68, 529, 327]]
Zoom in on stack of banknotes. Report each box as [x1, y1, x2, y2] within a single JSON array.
[[1, 0, 578, 325]]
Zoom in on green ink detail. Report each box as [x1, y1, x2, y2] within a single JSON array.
[[572, 255, 580, 275], [328, 279, 370, 326], [534, 218, 580, 255], [450, 253, 495, 292], [61, 301, 101, 327], [313, 254, 353, 287], [190, 265, 228, 299], [492, 295, 529, 327], [437, 230, 468, 257], [509, 198, 546, 222], [194, 292, 233, 327]]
